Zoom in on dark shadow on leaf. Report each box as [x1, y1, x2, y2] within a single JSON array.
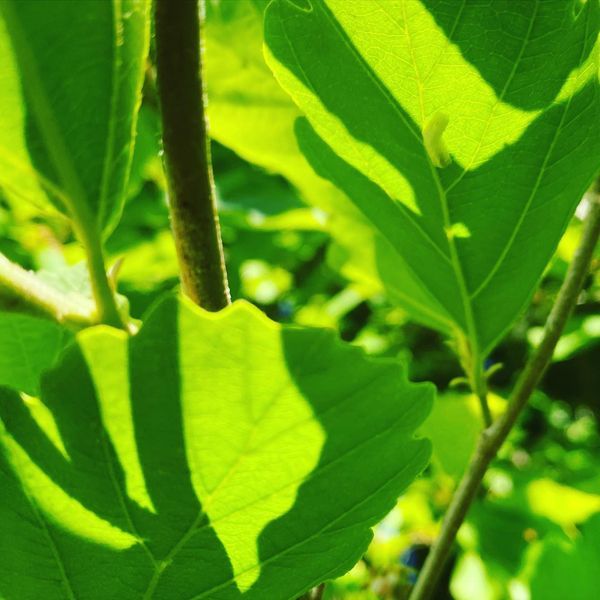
[[248, 327, 432, 598], [294, 118, 465, 329], [294, 71, 599, 353], [266, 0, 452, 253], [267, 0, 600, 353], [0, 298, 240, 599], [425, 0, 599, 111]]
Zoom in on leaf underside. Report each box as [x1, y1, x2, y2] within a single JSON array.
[[0, 296, 432, 599]]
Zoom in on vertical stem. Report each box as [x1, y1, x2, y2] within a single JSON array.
[[154, 0, 230, 311], [410, 192, 600, 600]]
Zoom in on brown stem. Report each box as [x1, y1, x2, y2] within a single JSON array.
[[410, 189, 600, 600], [154, 0, 230, 310]]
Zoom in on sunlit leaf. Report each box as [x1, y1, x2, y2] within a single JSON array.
[[421, 392, 505, 478], [0, 295, 432, 599], [264, 0, 600, 357], [205, 0, 449, 333], [205, 0, 327, 206]]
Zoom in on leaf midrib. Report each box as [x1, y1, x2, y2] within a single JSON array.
[[314, 0, 476, 342], [141, 329, 373, 596], [442, 0, 540, 192], [0, 0, 135, 234], [299, 1, 476, 336]]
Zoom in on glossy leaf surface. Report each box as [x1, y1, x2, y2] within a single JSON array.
[[0, 296, 432, 599]]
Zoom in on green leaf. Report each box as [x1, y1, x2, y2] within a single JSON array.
[[213, 144, 323, 232], [0, 295, 432, 599], [0, 0, 150, 235], [420, 392, 484, 478], [264, 0, 600, 356], [529, 513, 600, 600], [37, 261, 130, 319], [0, 312, 71, 396]]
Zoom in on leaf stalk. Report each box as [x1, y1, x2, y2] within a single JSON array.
[[471, 362, 492, 428]]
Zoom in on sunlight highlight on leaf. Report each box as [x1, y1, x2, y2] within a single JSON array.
[[265, 22, 420, 214], [81, 328, 157, 514], [556, 33, 600, 102], [325, 0, 542, 170], [265, 0, 600, 355], [19, 394, 69, 461], [527, 479, 600, 529], [1, 422, 138, 550], [0, 16, 48, 211], [177, 302, 326, 591]]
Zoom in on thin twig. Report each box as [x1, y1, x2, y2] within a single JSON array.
[[154, 0, 230, 310], [410, 189, 600, 600]]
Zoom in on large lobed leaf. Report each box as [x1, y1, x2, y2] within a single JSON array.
[[0, 295, 432, 599], [0, 0, 150, 235], [264, 0, 600, 357]]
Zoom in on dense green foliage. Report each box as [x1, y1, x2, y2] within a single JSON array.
[[0, 1, 599, 599]]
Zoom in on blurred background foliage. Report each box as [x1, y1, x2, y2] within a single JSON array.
[[1, 1, 599, 597]]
